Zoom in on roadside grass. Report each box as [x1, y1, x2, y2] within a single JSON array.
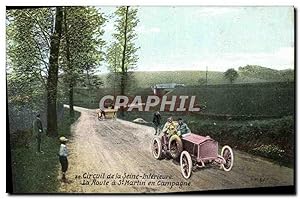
[[121, 111, 294, 167], [10, 108, 80, 193]]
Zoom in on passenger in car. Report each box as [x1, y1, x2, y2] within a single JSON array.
[[177, 118, 191, 137]]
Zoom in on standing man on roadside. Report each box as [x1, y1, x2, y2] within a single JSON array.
[[33, 113, 44, 154], [152, 111, 162, 135]]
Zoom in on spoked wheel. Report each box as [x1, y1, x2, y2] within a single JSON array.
[[168, 135, 183, 159], [221, 145, 234, 171], [152, 137, 163, 159], [180, 151, 192, 179]]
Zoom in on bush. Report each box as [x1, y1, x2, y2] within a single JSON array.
[[10, 129, 33, 148], [188, 116, 294, 166], [252, 145, 285, 161]]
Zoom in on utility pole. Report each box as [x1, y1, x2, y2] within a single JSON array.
[[206, 66, 208, 86], [113, 46, 117, 97]]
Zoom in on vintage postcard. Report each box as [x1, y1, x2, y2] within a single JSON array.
[[6, 6, 295, 194]]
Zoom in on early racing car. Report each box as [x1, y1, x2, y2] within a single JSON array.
[[151, 130, 234, 179]]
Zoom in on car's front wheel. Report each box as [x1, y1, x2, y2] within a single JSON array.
[[180, 151, 192, 179], [152, 136, 163, 159]]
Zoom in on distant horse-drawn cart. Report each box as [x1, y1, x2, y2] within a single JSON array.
[[97, 108, 117, 120]]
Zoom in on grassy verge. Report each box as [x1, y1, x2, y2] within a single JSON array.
[[10, 108, 80, 193], [121, 111, 294, 167]]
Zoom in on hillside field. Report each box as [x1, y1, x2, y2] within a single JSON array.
[[100, 66, 294, 88]]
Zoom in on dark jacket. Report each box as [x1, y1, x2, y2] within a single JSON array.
[[33, 117, 43, 137], [153, 112, 161, 126]]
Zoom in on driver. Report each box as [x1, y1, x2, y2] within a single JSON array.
[[162, 117, 177, 137]]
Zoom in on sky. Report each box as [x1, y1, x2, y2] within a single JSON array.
[[100, 6, 294, 73]]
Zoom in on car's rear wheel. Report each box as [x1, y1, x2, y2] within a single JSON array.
[[180, 151, 192, 179], [221, 145, 234, 171], [168, 134, 183, 159], [152, 137, 163, 159]]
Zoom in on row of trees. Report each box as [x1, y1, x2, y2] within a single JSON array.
[[7, 6, 139, 136]]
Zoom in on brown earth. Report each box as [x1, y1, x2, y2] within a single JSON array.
[[59, 106, 294, 193]]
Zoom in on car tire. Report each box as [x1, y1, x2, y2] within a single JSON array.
[[221, 145, 234, 171], [180, 151, 192, 179], [168, 134, 183, 159], [152, 136, 163, 159]]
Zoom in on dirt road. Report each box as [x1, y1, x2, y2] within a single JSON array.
[[59, 106, 294, 193]]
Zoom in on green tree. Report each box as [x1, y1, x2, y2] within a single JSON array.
[[224, 68, 239, 84], [46, 7, 64, 137], [7, 6, 106, 135], [60, 7, 106, 116], [7, 7, 65, 137], [6, 7, 59, 132], [106, 6, 139, 116], [106, 42, 122, 96], [6, 8, 55, 106]]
